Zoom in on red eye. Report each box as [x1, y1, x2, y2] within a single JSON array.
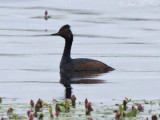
[[59, 30, 62, 34]]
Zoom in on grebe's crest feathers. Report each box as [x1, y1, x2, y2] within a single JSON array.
[[58, 24, 73, 40], [59, 24, 70, 32], [62, 24, 70, 29]]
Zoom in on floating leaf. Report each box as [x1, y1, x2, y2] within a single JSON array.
[[59, 106, 66, 112]]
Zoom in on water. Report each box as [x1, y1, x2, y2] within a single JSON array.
[[0, 0, 160, 104]]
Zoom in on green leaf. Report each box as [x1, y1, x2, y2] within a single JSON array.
[[65, 102, 70, 108], [60, 102, 65, 107], [119, 105, 124, 118], [125, 97, 131, 103], [119, 105, 123, 113], [49, 107, 52, 114], [125, 108, 138, 117], [125, 97, 128, 101], [125, 112, 131, 117], [130, 108, 138, 117]]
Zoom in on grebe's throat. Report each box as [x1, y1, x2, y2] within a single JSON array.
[[60, 38, 73, 66]]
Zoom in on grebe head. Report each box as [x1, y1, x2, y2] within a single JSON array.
[[51, 24, 73, 41]]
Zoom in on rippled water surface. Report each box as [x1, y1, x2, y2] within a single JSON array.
[[0, 0, 160, 104]]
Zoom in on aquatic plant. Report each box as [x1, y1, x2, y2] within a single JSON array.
[[119, 105, 125, 118], [137, 104, 143, 112], [65, 99, 70, 112], [132, 105, 135, 110], [117, 98, 139, 119], [55, 100, 70, 113], [123, 100, 127, 111], [43, 101, 49, 106], [55, 110, 60, 119], [125, 108, 138, 117], [35, 102, 41, 112], [85, 98, 88, 108], [115, 111, 120, 120], [89, 118, 93, 120], [7, 108, 13, 119], [7, 108, 13, 114], [49, 106, 52, 114], [0, 97, 2, 103], [37, 98, 43, 108], [29, 114, 34, 120], [123, 98, 131, 111], [30, 100, 34, 108], [0, 97, 159, 120], [50, 113, 54, 119], [38, 113, 44, 119], [86, 102, 93, 115], [33, 112, 38, 117], [152, 115, 157, 120], [71, 95, 76, 108], [27, 110, 31, 117], [49, 106, 54, 119]]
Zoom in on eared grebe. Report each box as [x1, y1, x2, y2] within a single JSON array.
[[51, 25, 114, 72]]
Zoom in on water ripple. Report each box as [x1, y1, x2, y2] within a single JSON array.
[[20, 68, 53, 72], [75, 34, 130, 39], [0, 81, 58, 83], [111, 17, 160, 22], [0, 6, 100, 15]]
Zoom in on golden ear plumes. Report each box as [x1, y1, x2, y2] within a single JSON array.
[[59, 25, 73, 40]]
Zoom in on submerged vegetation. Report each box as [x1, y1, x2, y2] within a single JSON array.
[[0, 97, 160, 120]]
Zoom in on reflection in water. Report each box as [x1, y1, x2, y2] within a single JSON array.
[[60, 71, 109, 99]]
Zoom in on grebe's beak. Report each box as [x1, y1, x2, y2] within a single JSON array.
[[51, 33, 60, 36]]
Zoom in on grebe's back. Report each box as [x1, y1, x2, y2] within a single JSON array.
[[60, 58, 114, 72]]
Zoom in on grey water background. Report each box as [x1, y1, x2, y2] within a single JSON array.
[[0, 0, 160, 103]]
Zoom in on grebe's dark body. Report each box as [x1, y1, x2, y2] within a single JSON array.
[[60, 58, 114, 72], [51, 25, 114, 72]]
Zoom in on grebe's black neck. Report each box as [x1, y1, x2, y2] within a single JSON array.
[[50, 24, 73, 66], [61, 38, 73, 64]]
